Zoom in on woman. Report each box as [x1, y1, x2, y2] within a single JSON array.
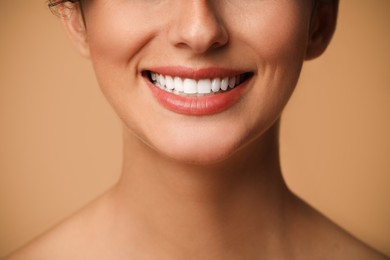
[[6, 0, 388, 259]]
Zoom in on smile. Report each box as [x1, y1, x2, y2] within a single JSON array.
[[145, 71, 253, 96], [143, 67, 253, 115]]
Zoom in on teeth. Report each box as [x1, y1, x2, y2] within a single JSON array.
[[228, 77, 236, 89], [211, 78, 221, 93], [183, 79, 197, 94], [165, 76, 174, 90], [158, 74, 165, 88], [197, 79, 211, 94], [221, 77, 229, 91], [174, 77, 184, 92], [149, 72, 246, 95]]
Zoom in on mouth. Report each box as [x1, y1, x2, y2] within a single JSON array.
[[142, 67, 254, 115], [143, 70, 253, 97]]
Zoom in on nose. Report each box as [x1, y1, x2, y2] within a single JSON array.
[[168, 1, 229, 54]]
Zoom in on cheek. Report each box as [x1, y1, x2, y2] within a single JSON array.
[[231, 3, 311, 139], [233, 2, 310, 64], [83, 3, 160, 117], [85, 3, 158, 70], [248, 2, 310, 95]]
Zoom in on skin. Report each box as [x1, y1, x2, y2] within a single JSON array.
[[5, 0, 388, 259]]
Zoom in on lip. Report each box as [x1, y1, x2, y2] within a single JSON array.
[[146, 66, 247, 79], [142, 66, 252, 116]]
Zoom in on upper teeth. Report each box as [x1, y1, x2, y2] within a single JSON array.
[[150, 72, 244, 95]]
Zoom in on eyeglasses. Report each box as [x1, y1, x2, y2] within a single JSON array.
[[48, 0, 79, 8]]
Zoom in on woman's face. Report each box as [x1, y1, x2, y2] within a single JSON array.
[[78, 0, 314, 164]]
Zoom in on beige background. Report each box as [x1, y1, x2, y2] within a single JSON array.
[[1, 0, 389, 257]]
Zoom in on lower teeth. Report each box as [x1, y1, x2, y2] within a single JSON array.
[[153, 82, 230, 96]]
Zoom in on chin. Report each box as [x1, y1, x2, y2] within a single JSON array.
[[166, 147, 233, 166], [153, 130, 244, 165]]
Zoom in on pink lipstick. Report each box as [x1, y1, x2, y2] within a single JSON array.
[[143, 67, 253, 116]]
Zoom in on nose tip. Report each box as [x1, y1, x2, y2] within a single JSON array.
[[168, 2, 229, 54]]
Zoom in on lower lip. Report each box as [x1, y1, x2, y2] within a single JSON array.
[[145, 78, 249, 116]]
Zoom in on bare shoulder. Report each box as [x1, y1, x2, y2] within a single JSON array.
[[3, 193, 113, 260], [4, 218, 85, 260], [289, 195, 389, 260]]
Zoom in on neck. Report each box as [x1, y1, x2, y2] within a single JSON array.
[[111, 121, 291, 258]]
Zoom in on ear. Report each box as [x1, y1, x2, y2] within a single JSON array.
[[59, 2, 90, 58], [305, 0, 339, 60]]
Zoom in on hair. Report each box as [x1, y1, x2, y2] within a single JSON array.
[[48, 0, 87, 27], [48, 0, 78, 18]]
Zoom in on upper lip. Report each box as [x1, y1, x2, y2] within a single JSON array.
[[143, 66, 252, 80]]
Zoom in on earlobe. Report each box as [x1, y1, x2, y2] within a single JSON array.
[[305, 0, 339, 60], [60, 2, 90, 58]]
